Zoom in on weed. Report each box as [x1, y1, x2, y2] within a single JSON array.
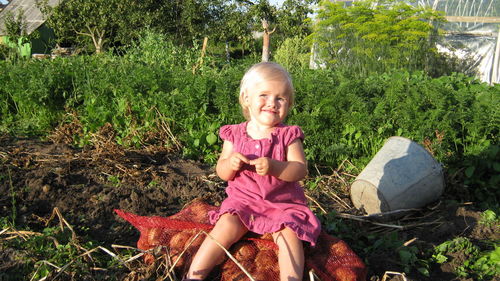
[[431, 237, 499, 280], [479, 209, 499, 227], [107, 175, 121, 187]]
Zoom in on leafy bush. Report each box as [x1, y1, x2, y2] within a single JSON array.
[[432, 237, 499, 280], [310, 0, 467, 77], [274, 36, 310, 72], [122, 30, 201, 72], [0, 52, 498, 205]]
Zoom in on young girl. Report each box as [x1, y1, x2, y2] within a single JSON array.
[[185, 62, 321, 281]]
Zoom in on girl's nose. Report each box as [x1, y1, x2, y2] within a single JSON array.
[[266, 97, 277, 107]]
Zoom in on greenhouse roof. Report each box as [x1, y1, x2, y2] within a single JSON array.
[[0, 0, 60, 36]]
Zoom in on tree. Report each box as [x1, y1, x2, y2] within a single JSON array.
[[210, 1, 252, 61], [37, 0, 125, 53], [37, 0, 230, 52], [247, 0, 277, 61], [311, 0, 445, 74], [4, 9, 28, 39], [276, 0, 316, 39]]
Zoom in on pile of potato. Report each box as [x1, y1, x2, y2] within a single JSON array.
[[119, 200, 367, 281]]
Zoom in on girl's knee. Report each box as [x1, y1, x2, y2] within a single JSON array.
[[212, 213, 247, 245], [273, 227, 301, 245]]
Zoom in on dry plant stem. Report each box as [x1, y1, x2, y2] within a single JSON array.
[[155, 108, 182, 150], [0, 228, 8, 235], [47, 207, 77, 241], [382, 271, 407, 281], [403, 237, 418, 247], [305, 194, 327, 214], [335, 213, 405, 229], [50, 245, 132, 280], [308, 269, 322, 281], [2, 230, 43, 241], [309, 269, 315, 281], [325, 189, 351, 210]]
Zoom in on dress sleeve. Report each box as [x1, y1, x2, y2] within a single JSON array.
[[283, 125, 305, 147], [219, 125, 234, 142]]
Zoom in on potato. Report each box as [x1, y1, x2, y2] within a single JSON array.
[[221, 261, 240, 281], [169, 231, 191, 249], [170, 253, 186, 268], [137, 235, 150, 250], [255, 250, 277, 269], [143, 253, 155, 264], [253, 271, 277, 281], [190, 203, 210, 223], [329, 240, 349, 257], [190, 234, 204, 248], [235, 243, 258, 261], [148, 227, 163, 246]]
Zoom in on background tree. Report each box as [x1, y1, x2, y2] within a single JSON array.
[[246, 0, 277, 61], [37, 0, 224, 53], [276, 0, 316, 39], [37, 0, 124, 53], [311, 0, 446, 75], [210, 1, 252, 61]]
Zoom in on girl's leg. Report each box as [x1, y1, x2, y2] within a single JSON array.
[[272, 227, 304, 281], [187, 213, 248, 279]]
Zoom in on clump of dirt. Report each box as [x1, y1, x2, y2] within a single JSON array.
[[0, 134, 496, 281]]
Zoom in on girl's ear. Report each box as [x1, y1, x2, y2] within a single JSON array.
[[243, 93, 250, 105]]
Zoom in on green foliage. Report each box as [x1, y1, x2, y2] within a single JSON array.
[[4, 9, 29, 41], [432, 237, 499, 280], [0, 43, 498, 202], [123, 30, 201, 72], [311, 0, 456, 76], [0, 220, 117, 281], [274, 36, 310, 71], [275, 0, 316, 39], [319, 212, 426, 274], [479, 209, 499, 227]]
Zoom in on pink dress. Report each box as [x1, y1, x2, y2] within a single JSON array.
[[208, 122, 321, 246]]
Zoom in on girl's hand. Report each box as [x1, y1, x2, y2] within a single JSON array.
[[249, 157, 272, 176], [229, 152, 250, 171]]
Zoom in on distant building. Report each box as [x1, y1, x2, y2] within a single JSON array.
[[0, 0, 60, 56]]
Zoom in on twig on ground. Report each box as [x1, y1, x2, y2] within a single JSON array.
[[403, 238, 418, 247], [309, 269, 322, 281], [46, 207, 77, 241], [325, 189, 351, 210], [1, 229, 43, 241], [306, 194, 328, 214], [382, 271, 407, 281]]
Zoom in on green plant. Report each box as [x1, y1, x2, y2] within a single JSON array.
[[310, 0, 457, 76], [479, 209, 499, 227], [432, 237, 499, 280], [107, 175, 121, 187], [274, 36, 310, 72]]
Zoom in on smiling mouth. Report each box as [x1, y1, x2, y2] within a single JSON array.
[[262, 110, 276, 114]]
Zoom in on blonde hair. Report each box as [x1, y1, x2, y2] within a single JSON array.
[[239, 62, 295, 120]]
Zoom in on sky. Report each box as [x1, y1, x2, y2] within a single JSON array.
[[1, 0, 285, 6], [270, 0, 286, 7]]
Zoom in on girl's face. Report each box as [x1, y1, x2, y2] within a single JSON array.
[[244, 79, 290, 128]]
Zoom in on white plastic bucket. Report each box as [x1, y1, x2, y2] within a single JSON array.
[[350, 136, 445, 214]]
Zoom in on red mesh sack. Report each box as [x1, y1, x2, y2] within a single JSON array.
[[115, 199, 367, 281]]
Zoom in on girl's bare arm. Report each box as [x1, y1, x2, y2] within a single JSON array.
[[250, 139, 308, 182], [216, 140, 249, 181]]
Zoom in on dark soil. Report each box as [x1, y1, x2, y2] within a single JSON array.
[[0, 136, 497, 281]]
